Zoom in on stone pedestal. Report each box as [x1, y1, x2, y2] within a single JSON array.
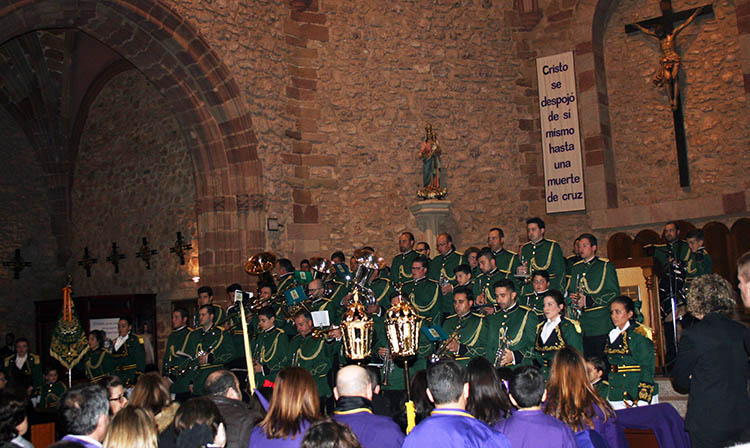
[[409, 200, 452, 252]]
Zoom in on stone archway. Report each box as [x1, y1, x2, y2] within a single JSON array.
[[0, 0, 265, 288]]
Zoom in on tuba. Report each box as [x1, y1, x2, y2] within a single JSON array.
[[350, 248, 387, 305], [244, 251, 277, 276]]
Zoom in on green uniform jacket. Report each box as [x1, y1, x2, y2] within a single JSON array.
[[81, 348, 115, 383], [184, 325, 234, 395], [225, 305, 250, 362], [4, 354, 43, 395], [290, 333, 338, 398], [402, 277, 443, 359], [390, 250, 419, 286], [519, 290, 546, 316], [251, 326, 289, 387], [441, 312, 488, 367], [493, 249, 521, 290], [520, 239, 567, 294], [566, 257, 621, 337], [651, 240, 691, 269], [111, 334, 146, 388], [593, 379, 609, 399], [685, 248, 712, 287], [274, 274, 300, 336], [533, 318, 583, 380], [472, 268, 506, 305], [371, 277, 393, 308], [604, 323, 658, 403], [486, 303, 540, 367], [428, 250, 465, 284], [39, 381, 67, 409], [372, 312, 426, 391], [312, 297, 341, 327], [162, 326, 193, 395]]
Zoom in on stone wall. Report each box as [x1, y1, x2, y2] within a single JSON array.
[[69, 69, 199, 349], [0, 109, 61, 346]]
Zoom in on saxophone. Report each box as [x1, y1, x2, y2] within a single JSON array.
[[493, 328, 511, 368]]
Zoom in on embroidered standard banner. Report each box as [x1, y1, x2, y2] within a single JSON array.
[[536, 51, 585, 213]]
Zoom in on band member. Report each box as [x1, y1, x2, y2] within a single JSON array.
[[464, 247, 482, 279], [162, 308, 192, 399], [402, 256, 444, 359], [604, 296, 657, 409], [416, 242, 431, 258], [185, 305, 234, 395], [196, 286, 225, 327], [275, 259, 298, 295], [428, 233, 465, 313], [565, 237, 582, 274], [439, 287, 488, 367], [566, 233, 620, 359], [521, 270, 550, 316], [390, 232, 419, 285], [685, 229, 712, 287], [81, 330, 115, 383], [289, 310, 339, 402], [472, 249, 505, 307], [38, 366, 67, 409], [533, 290, 583, 380], [3, 337, 42, 396], [308, 279, 341, 325], [519, 217, 567, 296], [488, 228, 521, 290], [252, 306, 289, 387], [111, 316, 146, 389], [486, 279, 539, 368]]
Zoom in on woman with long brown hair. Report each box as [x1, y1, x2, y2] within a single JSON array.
[[103, 406, 158, 448], [129, 372, 179, 433], [545, 346, 627, 448], [249, 367, 321, 447]]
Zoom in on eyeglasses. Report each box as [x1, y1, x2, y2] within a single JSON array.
[[109, 395, 126, 403]]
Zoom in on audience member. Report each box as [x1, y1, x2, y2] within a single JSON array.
[[102, 406, 157, 448], [466, 357, 511, 427], [546, 347, 627, 448], [58, 384, 110, 448], [128, 372, 178, 433], [204, 370, 263, 448], [738, 251, 750, 308], [495, 365, 576, 448], [394, 369, 432, 433], [402, 360, 510, 448], [250, 367, 321, 447], [172, 397, 226, 448], [100, 376, 127, 416], [0, 392, 32, 448], [332, 365, 403, 448], [673, 274, 750, 448], [300, 419, 362, 448]]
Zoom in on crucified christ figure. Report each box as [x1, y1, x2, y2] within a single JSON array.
[[633, 6, 701, 110]]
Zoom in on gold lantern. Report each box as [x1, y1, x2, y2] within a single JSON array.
[[341, 290, 374, 360], [385, 300, 421, 358]]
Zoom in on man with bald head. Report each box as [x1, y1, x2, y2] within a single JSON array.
[[332, 365, 404, 448]]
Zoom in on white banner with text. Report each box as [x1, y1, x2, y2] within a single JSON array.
[[536, 51, 585, 213]]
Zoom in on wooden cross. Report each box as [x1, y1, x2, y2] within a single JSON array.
[[2, 249, 31, 279], [169, 232, 192, 265], [78, 247, 98, 277], [106, 242, 126, 274], [625, 2, 713, 188], [136, 237, 159, 270]]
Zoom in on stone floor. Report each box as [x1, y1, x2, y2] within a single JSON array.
[[655, 376, 688, 418]]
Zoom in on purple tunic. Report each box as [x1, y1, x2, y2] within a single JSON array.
[[332, 408, 404, 448], [248, 420, 310, 448], [591, 404, 628, 448], [494, 409, 577, 448], [402, 408, 511, 448]]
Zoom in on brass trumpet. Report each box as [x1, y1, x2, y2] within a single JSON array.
[[311, 325, 341, 340], [429, 323, 461, 364]]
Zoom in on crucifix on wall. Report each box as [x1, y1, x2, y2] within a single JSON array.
[[106, 242, 126, 274], [78, 247, 98, 277], [2, 249, 31, 279], [136, 237, 158, 270], [625, 2, 713, 188]]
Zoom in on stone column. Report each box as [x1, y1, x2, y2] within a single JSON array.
[[410, 200, 452, 252]]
